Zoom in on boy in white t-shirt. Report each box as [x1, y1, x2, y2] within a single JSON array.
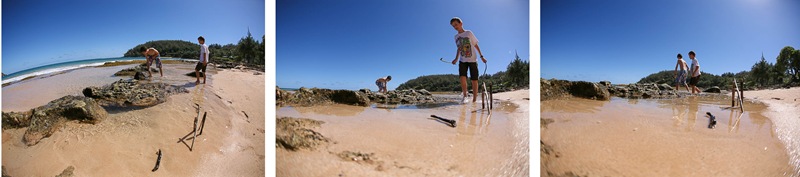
[[196, 36, 210, 84], [449, 17, 487, 103], [688, 50, 701, 94]]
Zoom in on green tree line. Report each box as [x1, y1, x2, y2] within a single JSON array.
[[638, 46, 800, 90], [123, 31, 265, 65], [397, 53, 530, 92]]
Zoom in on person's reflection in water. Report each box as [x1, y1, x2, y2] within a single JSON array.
[[671, 99, 687, 127], [687, 97, 698, 131]]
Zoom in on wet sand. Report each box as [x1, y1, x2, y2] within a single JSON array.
[[2, 63, 265, 176], [276, 90, 530, 176], [745, 87, 800, 174], [541, 96, 794, 176]]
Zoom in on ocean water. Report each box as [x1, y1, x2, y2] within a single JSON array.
[[2, 57, 196, 85]]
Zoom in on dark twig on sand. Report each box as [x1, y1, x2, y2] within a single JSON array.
[[429, 115, 456, 127], [152, 149, 162, 172]]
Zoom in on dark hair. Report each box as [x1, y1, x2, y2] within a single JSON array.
[[677, 53, 682, 59], [198, 36, 205, 41], [387, 76, 392, 80], [450, 17, 462, 24], [139, 46, 147, 52], [688, 50, 695, 56]]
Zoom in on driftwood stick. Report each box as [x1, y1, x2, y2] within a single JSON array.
[[152, 149, 162, 172], [198, 112, 207, 136]]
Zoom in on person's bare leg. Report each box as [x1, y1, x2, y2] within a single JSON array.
[[471, 80, 479, 102], [147, 65, 152, 78], [195, 69, 201, 84], [203, 72, 206, 84], [159, 66, 163, 77], [460, 76, 468, 97]]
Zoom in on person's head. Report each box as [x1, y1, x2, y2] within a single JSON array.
[[688, 51, 696, 59], [386, 75, 392, 81], [198, 36, 205, 44], [139, 46, 148, 55], [677, 53, 683, 59], [450, 17, 463, 32]]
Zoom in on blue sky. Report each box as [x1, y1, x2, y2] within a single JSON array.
[[2, 0, 265, 74], [277, 0, 530, 90], [542, 0, 800, 84]]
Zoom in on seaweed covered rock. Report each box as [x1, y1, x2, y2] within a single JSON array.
[[2, 95, 107, 146], [276, 117, 329, 151], [83, 79, 188, 107], [361, 89, 437, 104], [113, 64, 158, 77], [277, 87, 370, 107]]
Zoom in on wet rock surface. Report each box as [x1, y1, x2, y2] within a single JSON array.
[[541, 78, 731, 101], [276, 117, 329, 151], [276, 87, 370, 107], [360, 89, 438, 105], [113, 64, 158, 78], [2, 95, 107, 146], [185, 71, 205, 78], [82, 79, 188, 107]]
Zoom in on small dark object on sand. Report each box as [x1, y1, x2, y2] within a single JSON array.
[[706, 112, 717, 129], [152, 149, 162, 172], [430, 115, 456, 127]]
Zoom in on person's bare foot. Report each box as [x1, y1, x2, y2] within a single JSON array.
[[195, 80, 200, 85]]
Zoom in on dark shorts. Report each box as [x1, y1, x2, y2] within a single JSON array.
[[689, 76, 700, 86], [458, 62, 479, 80], [195, 63, 207, 73]]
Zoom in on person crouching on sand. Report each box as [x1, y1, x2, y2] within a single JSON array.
[[674, 53, 690, 93], [196, 36, 210, 84], [141, 46, 163, 77], [376, 76, 391, 93], [449, 17, 487, 103]]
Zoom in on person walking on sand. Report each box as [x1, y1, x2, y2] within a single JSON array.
[[196, 36, 210, 84], [688, 51, 702, 94], [375, 75, 392, 93], [449, 17, 487, 103], [674, 53, 690, 93], [141, 46, 163, 77]]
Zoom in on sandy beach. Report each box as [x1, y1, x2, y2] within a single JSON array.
[[745, 87, 800, 175], [2, 63, 265, 176], [541, 94, 796, 176], [276, 89, 530, 176]]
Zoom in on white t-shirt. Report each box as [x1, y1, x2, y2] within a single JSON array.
[[199, 44, 210, 63], [690, 58, 701, 77], [454, 30, 479, 63]]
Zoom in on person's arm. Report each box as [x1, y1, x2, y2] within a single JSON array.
[[202, 47, 208, 65], [475, 44, 486, 63], [674, 61, 680, 77], [451, 47, 459, 65]]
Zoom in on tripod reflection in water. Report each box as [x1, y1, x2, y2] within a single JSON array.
[[457, 104, 492, 135]]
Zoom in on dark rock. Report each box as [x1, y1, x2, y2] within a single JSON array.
[[329, 90, 370, 106], [418, 89, 431, 96], [2, 166, 8, 177], [568, 81, 610, 100], [114, 65, 158, 77], [599, 81, 611, 87], [55, 166, 75, 177], [83, 79, 188, 107], [658, 84, 673, 91], [134, 71, 148, 80], [704, 86, 721, 93], [2, 95, 107, 146]]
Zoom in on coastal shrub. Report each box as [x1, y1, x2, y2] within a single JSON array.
[[505, 53, 530, 88]]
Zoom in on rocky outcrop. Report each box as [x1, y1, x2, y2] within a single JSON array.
[[134, 71, 148, 80], [540, 79, 610, 101], [541, 79, 702, 101], [704, 86, 721, 93], [2, 95, 107, 146], [276, 117, 329, 151], [277, 87, 369, 107], [83, 79, 188, 107], [276, 87, 439, 107], [360, 89, 437, 104], [113, 64, 158, 77]]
